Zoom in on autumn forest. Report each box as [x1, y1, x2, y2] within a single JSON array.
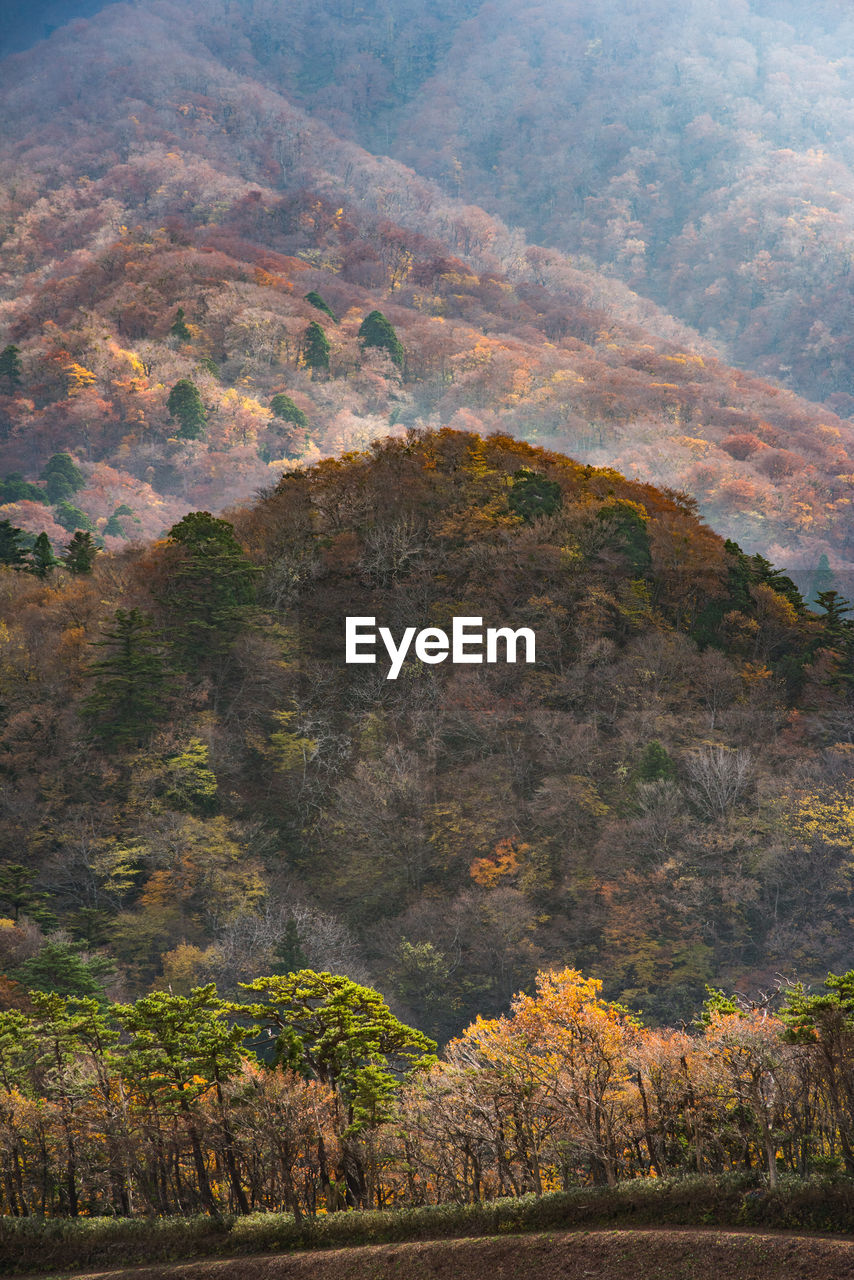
[[4, 0, 854, 1238]]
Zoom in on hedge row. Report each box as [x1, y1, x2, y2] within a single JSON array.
[[4, 1174, 854, 1275]]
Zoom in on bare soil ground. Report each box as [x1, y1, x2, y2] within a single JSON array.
[[29, 1227, 854, 1280]]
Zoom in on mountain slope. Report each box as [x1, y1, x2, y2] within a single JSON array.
[[3, 0, 854, 573], [204, 0, 854, 407], [3, 428, 854, 1031]]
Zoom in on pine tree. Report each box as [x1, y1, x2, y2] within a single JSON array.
[[54, 502, 93, 533], [103, 504, 138, 539], [83, 608, 173, 748], [304, 291, 338, 322], [160, 512, 257, 663], [302, 321, 330, 376], [0, 472, 48, 504], [816, 589, 852, 645], [167, 379, 206, 439], [169, 306, 192, 342], [113, 986, 250, 1216], [508, 468, 563, 521], [0, 520, 27, 568], [29, 532, 57, 578], [0, 863, 54, 925], [62, 531, 98, 574], [270, 393, 308, 429], [808, 553, 836, 606], [0, 344, 22, 392], [358, 310, 404, 367], [41, 453, 84, 504]]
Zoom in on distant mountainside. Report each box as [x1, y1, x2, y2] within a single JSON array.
[[236, 0, 854, 407], [2, 0, 854, 574]]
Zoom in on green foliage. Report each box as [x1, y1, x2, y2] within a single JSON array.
[[102, 504, 138, 539], [113, 986, 248, 1113], [16, 940, 114, 999], [597, 498, 652, 574], [267, 710, 317, 773], [780, 971, 854, 1044], [270, 392, 309, 429], [170, 306, 192, 342], [304, 291, 338, 322], [0, 472, 47, 505], [83, 608, 173, 748], [358, 310, 404, 367], [815, 590, 852, 644], [62, 529, 98, 573], [241, 969, 436, 1129], [28, 531, 57, 577], [635, 739, 676, 783], [54, 501, 93, 533], [697, 984, 742, 1026], [302, 320, 330, 374], [272, 918, 308, 975], [161, 512, 257, 662], [0, 344, 22, 391], [41, 453, 84, 503], [167, 378, 207, 439], [749, 553, 805, 613], [0, 863, 55, 926], [0, 519, 27, 567], [508, 468, 563, 521]]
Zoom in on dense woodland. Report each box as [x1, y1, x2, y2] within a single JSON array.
[[3, 429, 854, 1034], [3, 966, 854, 1218], [227, 0, 854, 405], [5, 0, 854, 1226]]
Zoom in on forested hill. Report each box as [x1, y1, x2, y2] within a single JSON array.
[[2, 428, 854, 1033], [4, 1, 854, 574]]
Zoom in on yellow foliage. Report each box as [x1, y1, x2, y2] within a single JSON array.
[[789, 788, 854, 850]]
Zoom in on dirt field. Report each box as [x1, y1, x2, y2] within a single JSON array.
[[30, 1227, 854, 1280]]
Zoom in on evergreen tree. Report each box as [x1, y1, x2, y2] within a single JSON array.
[[83, 608, 173, 748], [17, 942, 114, 1000], [113, 986, 250, 1216], [270, 393, 308, 429], [103, 504, 138, 539], [29, 532, 57, 578], [635, 739, 676, 783], [272, 918, 308, 975], [243, 970, 436, 1204], [508, 468, 563, 522], [167, 379, 206, 439], [0, 863, 55, 926], [304, 291, 338, 322], [816, 589, 852, 645], [0, 519, 27, 568], [749, 553, 805, 612], [54, 502, 93, 533], [805, 552, 837, 607], [0, 472, 48, 504], [0, 344, 22, 392], [160, 512, 257, 663], [302, 321, 330, 376], [169, 306, 192, 342], [41, 453, 84, 504], [62, 531, 98, 574], [597, 499, 652, 574], [358, 310, 404, 367]]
